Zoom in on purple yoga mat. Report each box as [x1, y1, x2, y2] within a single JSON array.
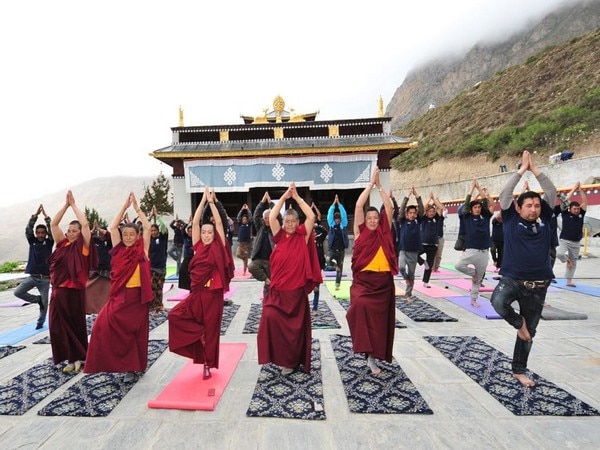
[[443, 278, 495, 292], [396, 280, 461, 298], [0, 299, 29, 308], [445, 296, 501, 319]]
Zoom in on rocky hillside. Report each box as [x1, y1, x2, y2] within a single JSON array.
[[391, 27, 600, 181], [387, 0, 600, 129]]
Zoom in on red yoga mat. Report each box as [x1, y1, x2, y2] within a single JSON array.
[[148, 342, 247, 411]]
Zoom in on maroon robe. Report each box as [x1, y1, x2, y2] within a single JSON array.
[[84, 239, 153, 373], [347, 213, 398, 362], [168, 233, 234, 367], [257, 224, 322, 373], [48, 234, 94, 364]]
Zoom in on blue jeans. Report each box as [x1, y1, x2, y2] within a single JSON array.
[[491, 277, 547, 374], [14, 275, 50, 327]]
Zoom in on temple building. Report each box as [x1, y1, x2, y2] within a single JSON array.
[[149, 96, 416, 223]]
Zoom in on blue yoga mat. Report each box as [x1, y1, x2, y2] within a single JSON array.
[[0, 322, 48, 345], [553, 279, 600, 297]]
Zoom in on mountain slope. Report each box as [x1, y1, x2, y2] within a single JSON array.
[[391, 27, 600, 175], [387, 0, 600, 130]]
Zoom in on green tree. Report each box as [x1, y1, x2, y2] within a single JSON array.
[[84, 207, 108, 229], [140, 172, 173, 215]]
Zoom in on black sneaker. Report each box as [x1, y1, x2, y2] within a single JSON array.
[[35, 323, 44, 330]]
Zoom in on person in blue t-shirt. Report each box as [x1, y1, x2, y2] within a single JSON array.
[[491, 151, 557, 388], [455, 178, 494, 307], [555, 181, 587, 287]]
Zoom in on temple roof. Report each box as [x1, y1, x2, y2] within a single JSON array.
[[152, 134, 412, 159]]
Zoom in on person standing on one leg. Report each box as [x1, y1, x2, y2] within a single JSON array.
[[85, 193, 153, 382], [398, 186, 424, 301], [48, 191, 96, 373], [311, 202, 327, 313], [420, 192, 444, 288], [555, 182, 587, 287], [327, 195, 349, 291], [236, 204, 253, 275], [454, 178, 494, 307], [347, 167, 398, 375], [491, 150, 557, 388], [248, 192, 275, 300], [14, 204, 54, 330]]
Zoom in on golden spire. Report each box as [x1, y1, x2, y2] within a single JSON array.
[[178, 106, 184, 127], [378, 96, 384, 117], [273, 95, 285, 123]]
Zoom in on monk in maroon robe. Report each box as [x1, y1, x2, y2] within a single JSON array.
[[168, 188, 234, 379], [346, 168, 399, 375], [85, 193, 154, 377], [257, 183, 322, 375], [49, 190, 95, 373]]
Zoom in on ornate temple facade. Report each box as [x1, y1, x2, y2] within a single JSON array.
[[150, 96, 416, 222]]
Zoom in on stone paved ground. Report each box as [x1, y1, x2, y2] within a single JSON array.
[[0, 238, 599, 449]]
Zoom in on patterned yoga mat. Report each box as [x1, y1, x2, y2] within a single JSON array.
[[246, 339, 326, 420], [221, 303, 240, 335], [395, 296, 458, 322], [424, 335, 600, 416], [0, 359, 81, 415], [37, 339, 168, 417], [242, 302, 340, 334], [329, 334, 433, 414], [0, 345, 25, 360], [336, 299, 407, 329]]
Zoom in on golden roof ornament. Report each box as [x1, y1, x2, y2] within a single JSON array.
[[178, 106, 184, 127], [273, 95, 285, 123], [378, 96, 384, 118]]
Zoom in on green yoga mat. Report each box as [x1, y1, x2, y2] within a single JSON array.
[[325, 280, 351, 299]]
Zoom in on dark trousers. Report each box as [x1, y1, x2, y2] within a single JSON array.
[[328, 248, 345, 286], [491, 277, 547, 374]]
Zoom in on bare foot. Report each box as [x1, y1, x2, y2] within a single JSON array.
[[367, 355, 381, 375], [470, 300, 481, 308], [512, 373, 535, 387], [517, 316, 532, 342]]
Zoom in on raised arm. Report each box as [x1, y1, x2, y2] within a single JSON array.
[[51, 192, 70, 242], [269, 187, 291, 236], [578, 183, 588, 210], [109, 193, 132, 247], [69, 191, 91, 248], [132, 193, 151, 254], [528, 151, 556, 204], [292, 185, 315, 241], [207, 190, 226, 245], [376, 170, 393, 228], [192, 187, 209, 245]]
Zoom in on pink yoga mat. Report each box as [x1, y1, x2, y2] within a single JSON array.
[[396, 280, 460, 298], [445, 295, 501, 319], [167, 285, 238, 302], [148, 342, 246, 411], [442, 278, 495, 292], [233, 268, 252, 280]]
